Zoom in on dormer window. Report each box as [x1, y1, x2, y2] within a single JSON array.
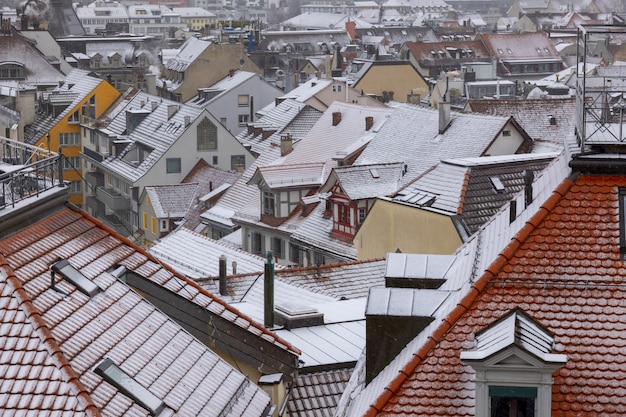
[[263, 190, 275, 216], [461, 309, 567, 417], [0, 62, 25, 79]]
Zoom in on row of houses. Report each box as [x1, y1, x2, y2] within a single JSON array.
[[3, 25, 626, 416]]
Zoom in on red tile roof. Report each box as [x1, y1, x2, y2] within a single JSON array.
[[369, 174, 626, 415], [0, 205, 301, 415]]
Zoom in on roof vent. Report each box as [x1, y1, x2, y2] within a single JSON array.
[[50, 259, 101, 297], [275, 300, 324, 329]]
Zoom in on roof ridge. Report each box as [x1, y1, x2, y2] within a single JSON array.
[[69, 205, 302, 356], [275, 257, 385, 275], [364, 174, 576, 415], [0, 254, 101, 417]]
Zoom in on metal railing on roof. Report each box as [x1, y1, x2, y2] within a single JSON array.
[[0, 137, 63, 210]]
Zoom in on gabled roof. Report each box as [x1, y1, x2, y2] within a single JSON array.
[[248, 162, 327, 190], [403, 40, 490, 61], [479, 32, 562, 62], [187, 70, 258, 106], [320, 162, 406, 200], [281, 13, 372, 30], [144, 183, 198, 218], [468, 97, 576, 151], [288, 368, 353, 417], [355, 104, 527, 186], [0, 206, 281, 416], [149, 227, 284, 281], [163, 36, 211, 72]]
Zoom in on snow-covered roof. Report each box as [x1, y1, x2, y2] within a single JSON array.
[[144, 183, 198, 218], [163, 37, 211, 72]]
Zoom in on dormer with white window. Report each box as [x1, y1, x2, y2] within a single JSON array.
[[461, 309, 567, 417]]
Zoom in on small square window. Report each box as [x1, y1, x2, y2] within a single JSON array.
[[238, 94, 250, 107], [238, 114, 249, 126], [503, 130, 511, 137], [166, 158, 181, 173]]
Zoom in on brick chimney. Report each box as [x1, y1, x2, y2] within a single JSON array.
[[345, 19, 356, 41], [332, 111, 342, 126], [280, 133, 293, 156], [365, 116, 374, 131]]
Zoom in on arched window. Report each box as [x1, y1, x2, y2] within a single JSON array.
[[0, 62, 25, 79]]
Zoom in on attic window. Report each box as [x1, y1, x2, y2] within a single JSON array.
[[506, 48, 513, 54], [536, 47, 542, 53], [51, 259, 101, 297], [548, 115, 556, 126], [490, 176, 505, 192], [94, 358, 173, 416], [370, 168, 380, 178], [497, 48, 504, 54], [544, 48, 549, 53], [461, 309, 567, 417]]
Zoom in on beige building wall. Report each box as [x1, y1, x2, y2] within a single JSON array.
[[172, 44, 262, 102], [354, 199, 463, 260], [353, 64, 429, 103]]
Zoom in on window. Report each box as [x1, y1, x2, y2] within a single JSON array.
[[490, 386, 536, 417], [333, 84, 342, 92], [94, 358, 170, 416], [338, 204, 350, 225], [231, 155, 245, 171], [166, 158, 181, 173], [197, 117, 218, 150], [143, 212, 148, 229], [503, 130, 511, 137], [313, 251, 324, 265], [212, 155, 218, 165], [59, 132, 80, 146], [358, 207, 366, 224], [251, 232, 263, 254], [461, 309, 567, 417], [271, 237, 284, 259], [151, 217, 157, 234], [63, 156, 80, 171], [289, 242, 301, 265], [161, 219, 168, 231], [51, 259, 101, 297], [69, 180, 82, 194], [263, 191, 275, 216], [238, 114, 249, 126], [0, 62, 25, 79], [68, 110, 80, 123], [238, 94, 249, 107]]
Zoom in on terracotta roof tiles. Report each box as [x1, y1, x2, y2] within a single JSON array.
[[368, 173, 626, 415]]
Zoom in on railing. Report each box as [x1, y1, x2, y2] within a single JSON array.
[[0, 137, 63, 210]]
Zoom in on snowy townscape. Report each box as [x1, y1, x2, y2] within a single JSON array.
[[2, 0, 626, 415]]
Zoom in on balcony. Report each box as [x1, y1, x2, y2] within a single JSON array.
[[84, 170, 104, 190], [96, 186, 130, 210]]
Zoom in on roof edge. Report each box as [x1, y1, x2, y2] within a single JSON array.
[[364, 173, 576, 415], [0, 253, 102, 417], [66, 204, 302, 357]]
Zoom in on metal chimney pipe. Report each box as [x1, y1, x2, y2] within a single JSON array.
[[219, 255, 227, 296], [264, 251, 274, 328]]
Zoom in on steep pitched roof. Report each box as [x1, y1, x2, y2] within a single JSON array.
[[0, 206, 277, 416], [355, 104, 525, 185], [24, 69, 105, 145], [288, 368, 353, 417], [98, 91, 205, 183], [403, 40, 490, 61], [479, 32, 561, 62], [144, 183, 198, 218], [163, 37, 211, 72], [468, 97, 576, 150], [320, 162, 406, 200], [187, 70, 258, 106]]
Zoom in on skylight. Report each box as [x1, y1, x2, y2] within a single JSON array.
[[95, 358, 172, 416], [490, 176, 505, 192], [51, 259, 101, 297]]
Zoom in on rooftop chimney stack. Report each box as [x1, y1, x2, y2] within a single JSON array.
[[438, 101, 451, 134], [280, 133, 293, 156], [365, 116, 374, 131], [219, 255, 227, 296], [264, 251, 275, 328], [332, 111, 342, 126]]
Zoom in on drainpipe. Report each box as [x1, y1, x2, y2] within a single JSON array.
[[264, 251, 274, 328]]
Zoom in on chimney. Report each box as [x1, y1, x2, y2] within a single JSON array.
[[524, 169, 534, 207], [332, 111, 342, 126], [262, 128, 276, 140], [264, 251, 274, 328], [247, 124, 255, 135], [365, 287, 449, 384], [219, 255, 227, 296], [232, 261, 237, 275], [280, 133, 293, 156], [167, 104, 178, 119], [151, 101, 158, 111], [345, 19, 356, 40], [184, 116, 191, 127], [365, 116, 374, 131], [438, 101, 451, 134]]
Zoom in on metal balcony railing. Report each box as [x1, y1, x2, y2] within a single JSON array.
[[0, 137, 63, 210]]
